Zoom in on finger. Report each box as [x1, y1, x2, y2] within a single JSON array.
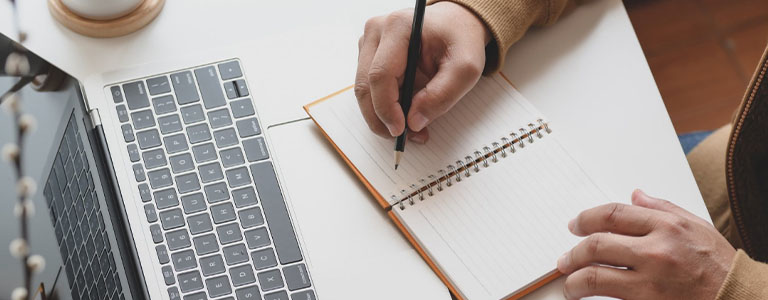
[[408, 53, 483, 132], [563, 266, 638, 300], [558, 233, 640, 274], [368, 12, 412, 137], [408, 128, 429, 144], [355, 25, 391, 138], [631, 189, 700, 221], [569, 203, 661, 237]]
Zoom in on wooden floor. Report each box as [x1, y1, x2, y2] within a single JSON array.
[[624, 0, 768, 133]]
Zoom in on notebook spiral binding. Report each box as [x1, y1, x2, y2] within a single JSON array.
[[392, 118, 552, 210]]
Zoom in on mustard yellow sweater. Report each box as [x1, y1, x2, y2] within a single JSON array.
[[427, 0, 768, 299]]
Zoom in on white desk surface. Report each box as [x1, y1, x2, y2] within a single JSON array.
[[0, 0, 707, 299]]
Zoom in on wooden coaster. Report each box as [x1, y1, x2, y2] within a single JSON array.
[[48, 0, 165, 38]]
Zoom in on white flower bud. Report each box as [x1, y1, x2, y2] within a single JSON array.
[[1, 92, 19, 114], [11, 287, 27, 300], [19, 114, 36, 133], [5, 52, 31, 76], [17, 177, 37, 198], [2, 143, 19, 162], [9, 238, 28, 258], [27, 254, 45, 273], [14, 201, 35, 217]]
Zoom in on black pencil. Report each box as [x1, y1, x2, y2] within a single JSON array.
[[394, 0, 427, 170]]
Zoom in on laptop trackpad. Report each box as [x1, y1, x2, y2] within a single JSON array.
[[268, 120, 449, 299]]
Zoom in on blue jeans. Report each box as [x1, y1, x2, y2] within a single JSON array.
[[679, 131, 713, 154]]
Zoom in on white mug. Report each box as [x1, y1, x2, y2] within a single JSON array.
[[61, 0, 144, 20]]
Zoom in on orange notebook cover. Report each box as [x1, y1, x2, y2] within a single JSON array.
[[303, 74, 608, 300]]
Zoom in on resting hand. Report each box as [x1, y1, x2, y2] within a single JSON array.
[[355, 2, 490, 143], [558, 190, 736, 300]]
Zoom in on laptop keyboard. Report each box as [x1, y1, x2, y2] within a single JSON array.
[[108, 60, 315, 300], [43, 114, 125, 300]]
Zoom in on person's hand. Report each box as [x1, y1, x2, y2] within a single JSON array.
[[355, 2, 491, 143], [558, 190, 736, 300]]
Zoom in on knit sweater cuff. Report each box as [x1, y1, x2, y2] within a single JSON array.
[[715, 249, 768, 300], [427, 0, 567, 74]]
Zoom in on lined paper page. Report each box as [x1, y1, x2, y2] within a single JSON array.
[[395, 135, 609, 300], [308, 74, 542, 206]]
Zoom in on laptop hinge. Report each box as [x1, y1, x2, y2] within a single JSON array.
[[89, 108, 102, 127]]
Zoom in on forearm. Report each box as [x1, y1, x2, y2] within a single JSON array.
[[428, 0, 576, 73]]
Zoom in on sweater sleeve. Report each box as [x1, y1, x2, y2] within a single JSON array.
[[427, 0, 575, 73], [716, 250, 768, 299]]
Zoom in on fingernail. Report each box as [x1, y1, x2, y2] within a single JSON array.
[[409, 134, 426, 144], [557, 252, 569, 272], [410, 113, 429, 132], [385, 123, 399, 137]]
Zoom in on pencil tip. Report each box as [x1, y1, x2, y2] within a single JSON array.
[[394, 151, 402, 170]]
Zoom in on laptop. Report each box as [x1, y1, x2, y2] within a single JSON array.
[[0, 33, 316, 300]]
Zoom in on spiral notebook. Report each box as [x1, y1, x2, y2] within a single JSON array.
[[304, 74, 609, 300]]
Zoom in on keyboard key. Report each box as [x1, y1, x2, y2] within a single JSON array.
[[206, 275, 233, 297], [161, 265, 175, 285], [208, 108, 233, 128], [180, 104, 205, 124], [116, 105, 129, 122], [127, 144, 140, 162], [187, 124, 212, 144], [236, 118, 261, 138], [131, 109, 156, 130], [123, 81, 150, 110], [160, 208, 185, 230], [251, 162, 302, 264], [187, 213, 213, 234], [235, 79, 249, 97], [224, 81, 238, 99], [264, 291, 288, 300], [193, 234, 219, 255], [217, 223, 243, 245], [283, 264, 311, 291], [192, 143, 217, 163], [169, 153, 195, 174], [222, 243, 249, 265], [143, 204, 158, 223], [291, 290, 315, 300], [154, 188, 179, 209], [175, 173, 201, 193], [229, 265, 256, 288], [121, 124, 135, 142], [136, 181, 153, 206], [153, 95, 177, 115], [158, 114, 183, 134], [156, 245, 170, 264], [164, 134, 189, 154], [232, 187, 258, 208], [219, 61, 243, 80], [147, 76, 172, 95], [111, 86, 124, 103], [150, 224, 163, 243], [211, 202, 236, 224], [181, 193, 206, 214], [251, 247, 277, 270], [168, 287, 181, 300], [220, 148, 245, 168], [244, 227, 271, 249], [184, 292, 207, 300], [204, 182, 230, 203], [235, 286, 261, 300], [199, 162, 224, 183], [214, 128, 239, 148], [194, 66, 227, 109], [136, 129, 162, 150], [238, 207, 264, 228], [132, 164, 146, 181], [177, 270, 204, 292], [142, 148, 167, 169], [200, 254, 226, 276], [243, 138, 269, 162], [170, 71, 200, 105], [148, 168, 173, 189], [231, 98, 255, 119], [171, 249, 197, 271], [166, 229, 191, 250], [257, 269, 284, 291], [226, 167, 251, 188]]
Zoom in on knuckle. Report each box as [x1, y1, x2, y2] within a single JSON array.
[[456, 59, 483, 79], [364, 17, 383, 33], [385, 11, 410, 27], [586, 266, 601, 292], [586, 234, 602, 257], [367, 66, 389, 85], [354, 81, 371, 101], [603, 203, 624, 229]]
